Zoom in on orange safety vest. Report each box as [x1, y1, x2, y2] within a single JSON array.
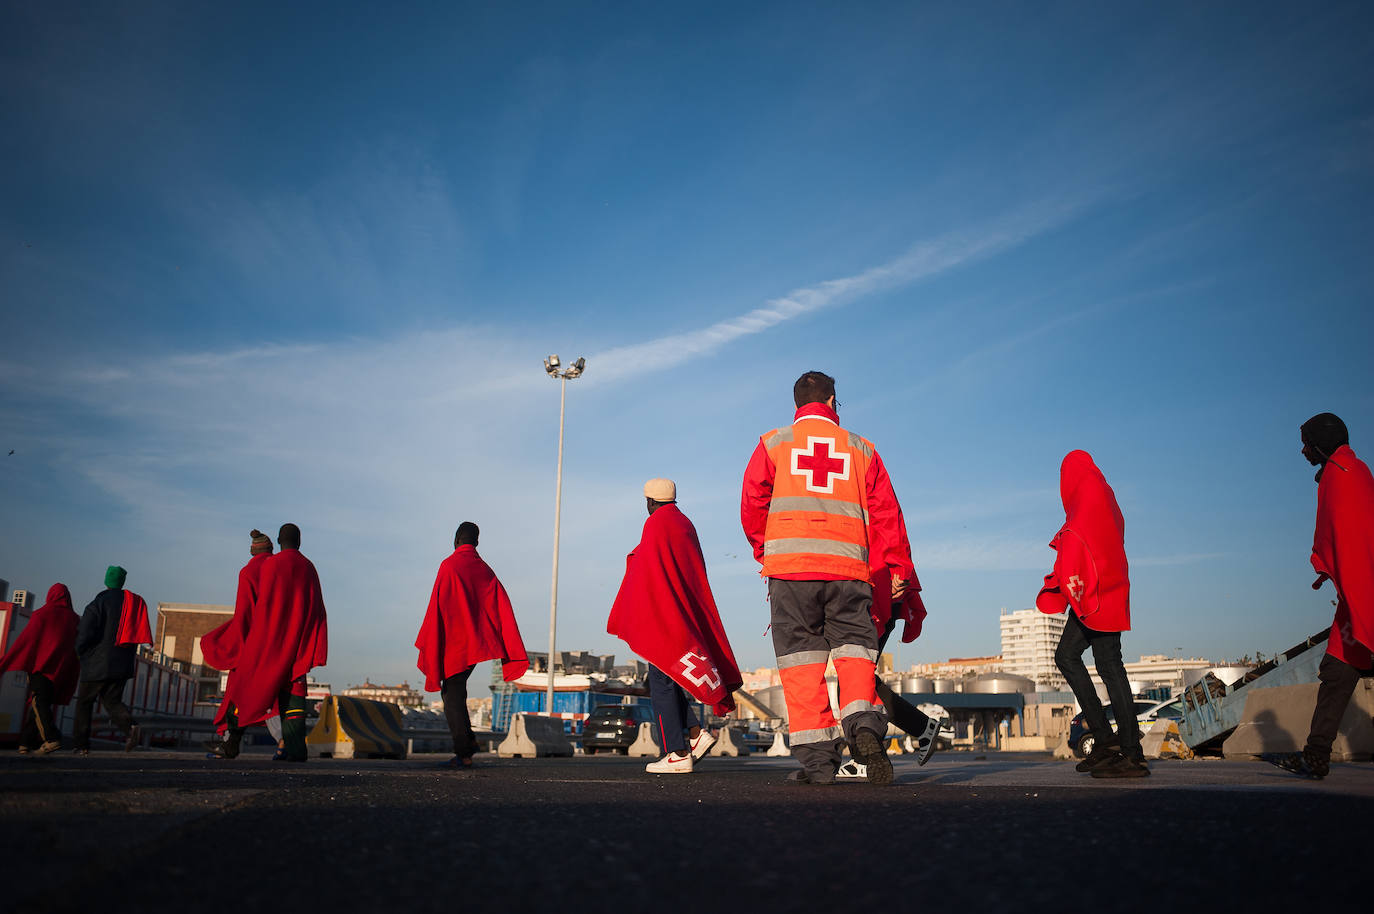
[[760, 415, 875, 582]]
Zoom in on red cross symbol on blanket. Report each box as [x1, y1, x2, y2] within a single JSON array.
[[679, 651, 722, 691], [790, 436, 851, 494], [1068, 575, 1085, 601]]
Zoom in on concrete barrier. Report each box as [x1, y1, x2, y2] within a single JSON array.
[[766, 730, 790, 756], [306, 696, 407, 759], [709, 726, 751, 757], [1222, 681, 1374, 760], [1051, 733, 1075, 760], [1002, 736, 1055, 752], [627, 721, 661, 758], [496, 713, 575, 758]]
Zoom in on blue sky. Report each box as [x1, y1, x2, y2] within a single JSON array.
[[2, 2, 1372, 691]]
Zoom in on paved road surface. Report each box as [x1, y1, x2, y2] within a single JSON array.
[[2, 749, 1365, 912]]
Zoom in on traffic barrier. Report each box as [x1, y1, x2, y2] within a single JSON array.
[[627, 721, 661, 757], [497, 713, 575, 758], [306, 696, 407, 759], [766, 730, 790, 756], [1222, 681, 1374, 760], [709, 726, 750, 757]]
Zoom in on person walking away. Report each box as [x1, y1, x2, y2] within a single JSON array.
[[0, 583, 80, 753], [1266, 413, 1374, 779], [73, 566, 151, 754], [609, 479, 742, 775], [1037, 450, 1146, 778], [415, 522, 529, 769], [741, 371, 914, 786], [222, 524, 328, 763], [202, 529, 274, 759]]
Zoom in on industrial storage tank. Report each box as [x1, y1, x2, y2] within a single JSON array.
[[932, 679, 957, 693], [903, 676, 934, 693], [963, 672, 1036, 694]]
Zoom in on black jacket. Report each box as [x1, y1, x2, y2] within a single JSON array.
[[76, 588, 136, 682]]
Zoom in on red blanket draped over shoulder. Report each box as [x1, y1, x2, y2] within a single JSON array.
[[415, 545, 529, 692], [116, 591, 152, 647], [1036, 450, 1130, 632], [223, 549, 328, 727], [0, 583, 81, 703], [1312, 445, 1374, 667], [870, 566, 928, 644], [607, 504, 742, 715], [206, 552, 273, 731]]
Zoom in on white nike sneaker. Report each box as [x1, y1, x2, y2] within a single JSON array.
[[645, 751, 694, 774], [689, 729, 717, 760], [836, 759, 868, 779], [914, 716, 940, 766]]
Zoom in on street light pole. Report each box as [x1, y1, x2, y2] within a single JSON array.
[[543, 355, 584, 714]]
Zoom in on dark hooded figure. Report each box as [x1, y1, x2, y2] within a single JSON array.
[[73, 566, 143, 754], [1267, 413, 1374, 779]]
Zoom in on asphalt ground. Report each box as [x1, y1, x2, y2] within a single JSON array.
[[1, 748, 1366, 913]]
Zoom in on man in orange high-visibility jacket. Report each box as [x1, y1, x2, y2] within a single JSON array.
[[741, 370, 915, 786]]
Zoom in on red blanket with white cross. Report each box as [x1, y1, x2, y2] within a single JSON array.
[[1036, 450, 1130, 632], [607, 504, 742, 714]]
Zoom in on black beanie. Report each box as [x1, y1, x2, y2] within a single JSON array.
[[1300, 412, 1349, 460]]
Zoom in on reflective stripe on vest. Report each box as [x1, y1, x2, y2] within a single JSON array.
[[761, 416, 874, 582]]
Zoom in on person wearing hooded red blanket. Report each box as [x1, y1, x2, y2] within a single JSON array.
[[415, 521, 528, 768], [1036, 450, 1146, 779], [223, 523, 328, 762], [1267, 414, 1374, 779], [73, 565, 146, 754], [0, 583, 80, 754], [203, 529, 275, 759], [609, 479, 742, 775]]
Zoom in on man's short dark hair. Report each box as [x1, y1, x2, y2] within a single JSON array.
[[278, 523, 301, 549], [455, 522, 480, 547], [793, 371, 836, 407]]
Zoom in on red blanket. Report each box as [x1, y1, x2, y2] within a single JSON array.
[[415, 546, 529, 692], [116, 591, 152, 647], [1036, 450, 1130, 632], [608, 504, 742, 714], [202, 552, 272, 673], [0, 583, 81, 703], [1312, 445, 1374, 667], [222, 549, 328, 727], [870, 565, 927, 643]]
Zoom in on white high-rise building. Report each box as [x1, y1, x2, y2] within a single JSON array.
[[999, 607, 1067, 690]]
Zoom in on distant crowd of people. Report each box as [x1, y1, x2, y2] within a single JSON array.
[[3, 371, 1369, 785]]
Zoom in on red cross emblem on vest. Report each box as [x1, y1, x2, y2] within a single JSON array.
[[791, 436, 851, 494]]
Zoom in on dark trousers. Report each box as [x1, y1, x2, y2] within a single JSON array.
[[875, 619, 932, 738], [73, 679, 135, 750], [279, 685, 308, 761], [20, 673, 60, 750], [442, 667, 478, 758], [1305, 652, 1365, 761], [1055, 611, 1141, 759], [648, 665, 700, 755]]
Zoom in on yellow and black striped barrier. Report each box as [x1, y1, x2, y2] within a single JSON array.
[[306, 696, 407, 759]]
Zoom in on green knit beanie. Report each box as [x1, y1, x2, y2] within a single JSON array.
[[105, 565, 127, 589]]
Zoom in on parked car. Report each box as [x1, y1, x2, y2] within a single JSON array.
[[1069, 697, 1185, 758], [581, 704, 655, 755]]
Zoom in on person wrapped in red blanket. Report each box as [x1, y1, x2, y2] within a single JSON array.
[[609, 479, 741, 775], [1036, 450, 1146, 778], [221, 523, 328, 762], [203, 529, 275, 759], [1267, 413, 1374, 779], [73, 565, 148, 754], [0, 583, 80, 753], [415, 521, 528, 768]]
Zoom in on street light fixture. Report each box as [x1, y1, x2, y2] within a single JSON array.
[[543, 353, 585, 712]]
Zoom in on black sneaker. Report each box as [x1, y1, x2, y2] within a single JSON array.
[[1090, 753, 1150, 779], [1262, 751, 1328, 780], [1075, 742, 1122, 773], [786, 769, 836, 786], [853, 729, 894, 786]]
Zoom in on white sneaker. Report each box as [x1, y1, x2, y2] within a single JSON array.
[[914, 716, 940, 766], [689, 729, 717, 760], [645, 752, 694, 774], [836, 759, 868, 779]]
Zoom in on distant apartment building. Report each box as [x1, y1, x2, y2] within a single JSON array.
[[341, 681, 425, 708], [999, 607, 1068, 690], [155, 602, 234, 705]]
